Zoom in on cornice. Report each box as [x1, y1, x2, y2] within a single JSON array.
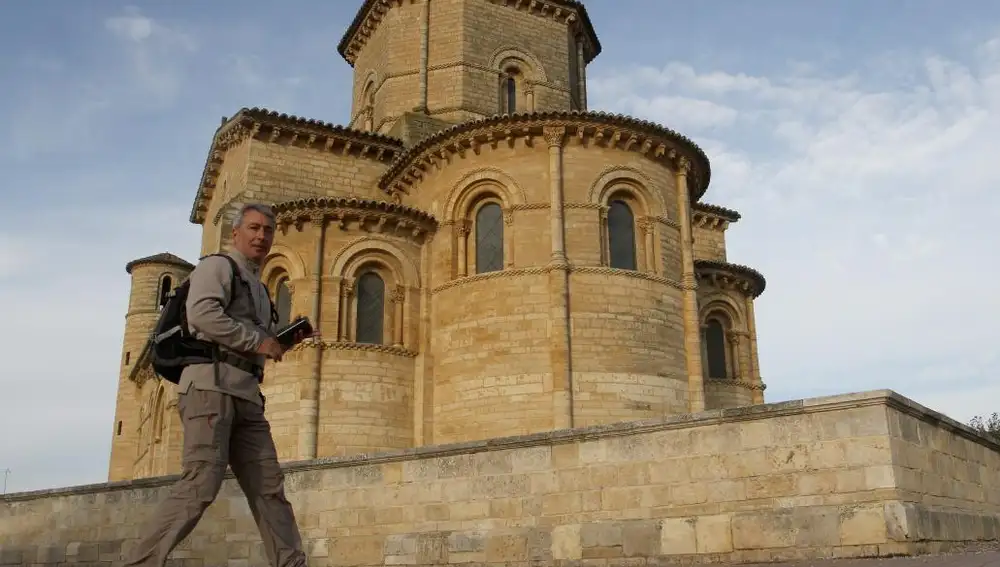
[[125, 252, 193, 275], [127, 340, 154, 385], [292, 339, 418, 358], [431, 264, 684, 294], [378, 110, 712, 201], [695, 259, 766, 299], [271, 197, 438, 240], [692, 202, 741, 230], [189, 107, 405, 225], [337, 0, 601, 67], [706, 377, 767, 392]]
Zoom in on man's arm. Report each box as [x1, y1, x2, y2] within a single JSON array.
[[185, 256, 265, 353]]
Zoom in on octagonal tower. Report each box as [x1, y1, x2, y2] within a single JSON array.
[[339, 0, 600, 136]]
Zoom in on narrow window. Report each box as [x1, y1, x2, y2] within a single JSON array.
[[705, 319, 728, 379], [275, 277, 292, 327], [608, 200, 637, 270], [506, 76, 517, 114], [124, 352, 131, 365], [117, 421, 123, 436], [355, 272, 386, 344], [158, 275, 173, 309], [475, 203, 504, 273]]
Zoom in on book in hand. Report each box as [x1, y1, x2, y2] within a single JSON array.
[[275, 316, 314, 348]]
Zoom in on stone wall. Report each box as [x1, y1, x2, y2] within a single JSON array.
[[3, 390, 998, 566]]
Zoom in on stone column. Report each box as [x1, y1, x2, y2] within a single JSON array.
[[599, 206, 609, 265], [417, 0, 430, 113], [413, 233, 434, 446], [300, 215, 325, 460], [640, 217, 656, 273], [545, 126, 574, 429], [675, 157, 705, 413], [339, 278, 355, 342], [525, 86, 535, 112], [728, 333, 742, 380], [546, 126, 568, 265], [745, 296, 764, 404], [576, 40, 588, 110], [502, 208, 515, 267], [391, 285, 405, 347], [456, 222, 469, 277]]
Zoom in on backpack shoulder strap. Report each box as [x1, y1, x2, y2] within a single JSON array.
[[200, 253, 242, 309]]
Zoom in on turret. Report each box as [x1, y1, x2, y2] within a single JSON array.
[[339, 0, 601, 137], [107, 252, 193, 482]]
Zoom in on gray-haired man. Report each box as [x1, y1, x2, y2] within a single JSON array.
[[125, 204, 314, 567]]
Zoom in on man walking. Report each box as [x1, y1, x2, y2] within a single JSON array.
[[124, 203, 311, 567]]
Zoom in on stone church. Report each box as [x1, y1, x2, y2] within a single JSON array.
[[108, 0, 767, 482]]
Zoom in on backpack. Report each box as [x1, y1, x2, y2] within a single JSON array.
[[148, 253, 276, 384]]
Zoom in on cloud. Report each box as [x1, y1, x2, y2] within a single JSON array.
[[0, 7, 200, 162], [589, 35, 1000, 423], [103, 6, 198, 105], [3, 4, 998, 495]]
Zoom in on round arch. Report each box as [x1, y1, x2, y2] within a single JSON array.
[[442, 167, 526, 221], [330, 236, 420, 288], [262, 244, 307, 281], [699, 296, 745, 330], [588, 166, 664, 216], [489, 47, 547, 81]]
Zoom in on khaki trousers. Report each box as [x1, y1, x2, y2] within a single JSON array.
[[124, 387, 306, 567]]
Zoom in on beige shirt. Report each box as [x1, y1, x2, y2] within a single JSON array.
[[179, 249, 275, 405]]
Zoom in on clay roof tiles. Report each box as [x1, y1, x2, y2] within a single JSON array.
[[124, 252, 193, 275]]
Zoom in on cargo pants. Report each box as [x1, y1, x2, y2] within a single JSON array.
[[123, 388, 307, 567]]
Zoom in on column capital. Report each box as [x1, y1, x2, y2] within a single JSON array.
[[675, 156, 691, 175], [637, 216, 655, 234], [390, 285, 406, 303], [543, 126, 566, 148]]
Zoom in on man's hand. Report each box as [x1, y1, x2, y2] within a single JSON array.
[[256, 337, 284, 361]]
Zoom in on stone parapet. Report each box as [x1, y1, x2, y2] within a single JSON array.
[[5, 390, 997, 565]]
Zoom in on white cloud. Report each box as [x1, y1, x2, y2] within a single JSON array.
[[104, 7, 198, 104], [590, 35, 1000, 423]]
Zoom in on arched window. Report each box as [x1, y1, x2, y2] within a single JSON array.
[[275, 276, 292, 327], [158, 276, 173, 309], [360, 80, 375, 132], [704, 318, 728, 379], [355, 271, 385, 344], [607, 200, 637, 270], [475, 202, 504, 274], [505, 75, 517, 114]]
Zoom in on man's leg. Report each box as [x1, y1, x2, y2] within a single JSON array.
[[123, 389, 234, 567], [229, 396, 307, 567]]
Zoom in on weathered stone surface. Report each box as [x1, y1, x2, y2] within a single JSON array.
[[110, 0, 767, 486], [3, 391, 999, 566]]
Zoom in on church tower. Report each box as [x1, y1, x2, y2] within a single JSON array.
[[339, 0, 600, 141], [107, 253, 193, 482]]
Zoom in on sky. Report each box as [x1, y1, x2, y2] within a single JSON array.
[[1, 0, 999, 494]]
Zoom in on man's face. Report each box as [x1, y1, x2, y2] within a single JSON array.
[[231, 209, 275, 263]]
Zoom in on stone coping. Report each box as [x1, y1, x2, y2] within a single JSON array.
[[4, 389, 996, 503]]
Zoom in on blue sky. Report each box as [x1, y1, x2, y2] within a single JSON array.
[[1, 0, 999, 494]]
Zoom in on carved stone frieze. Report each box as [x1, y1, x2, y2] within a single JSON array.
[[271, 197, 437, 242], [378, 113, 711, 202], [695, 260, 767, 299]]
